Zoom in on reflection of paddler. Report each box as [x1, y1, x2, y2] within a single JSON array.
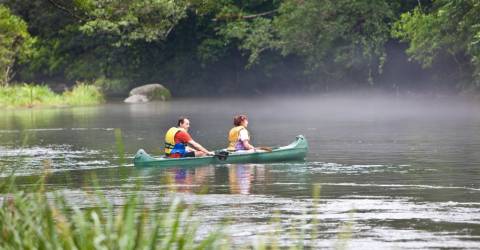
[[228, 165, 253, 195], [167, 168, 193, 193], [168, 166, 214, 193], [175, 168, 187, 181]]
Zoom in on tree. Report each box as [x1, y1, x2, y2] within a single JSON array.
[[76, 0, 189, 46], [393, 0, 480, 90], [0, 4, 31, 85], [216, 0, 395, 84]]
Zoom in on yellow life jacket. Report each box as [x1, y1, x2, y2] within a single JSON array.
[[227, 126, 246, 151], [164, 127, 186, 155]]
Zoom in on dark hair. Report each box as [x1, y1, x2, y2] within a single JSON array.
[[233, 114, 248, 126], [177, 117, 188, 126]]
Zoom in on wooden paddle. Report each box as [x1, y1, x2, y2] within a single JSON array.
[[257, 146, 273, 152]]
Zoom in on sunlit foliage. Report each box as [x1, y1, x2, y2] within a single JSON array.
[[0, 4, 32, 85]]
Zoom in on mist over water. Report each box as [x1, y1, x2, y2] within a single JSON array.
[[1, 93, 480, 248]]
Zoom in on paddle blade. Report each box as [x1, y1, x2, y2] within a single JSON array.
[[214, 151, 229, 160], [258, 147, 272, 152]]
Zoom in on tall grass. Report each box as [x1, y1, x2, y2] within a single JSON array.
[[63, 83, 105, 106], [0, 84, 63, 108], [0, 83, 104, 109], [0, 176, 355, 249], [0, 125, 227, 249], [0, 176, 228, 249]]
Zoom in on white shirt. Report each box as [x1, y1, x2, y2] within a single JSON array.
[[238, 129, 249, 141]]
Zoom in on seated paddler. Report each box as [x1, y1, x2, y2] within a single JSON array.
[[165, 117, 214, 158], [227, 114, 261, 153]]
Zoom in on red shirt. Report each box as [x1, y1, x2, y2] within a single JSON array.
[[174, 130, 192, 144], [168, 130, 192, 158]]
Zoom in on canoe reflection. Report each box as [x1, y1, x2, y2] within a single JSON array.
[[163, 164, 266, 194], [228, 164, 265, 195], [167, 166, 214, 193]]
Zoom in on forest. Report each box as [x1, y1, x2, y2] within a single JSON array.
[[1, 0, 479, 96]]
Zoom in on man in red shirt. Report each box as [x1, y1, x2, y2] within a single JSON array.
[[164, 117, 214, 158]]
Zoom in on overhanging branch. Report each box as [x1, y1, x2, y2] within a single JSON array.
[[212, 9, 278, 22], [47, 0, 86, 21]]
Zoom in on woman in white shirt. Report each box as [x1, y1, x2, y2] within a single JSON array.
[[227, 114, 256, 152]]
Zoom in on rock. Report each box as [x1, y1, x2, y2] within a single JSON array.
[[129, 83, 171, 101], [124, 94, 149, 103]]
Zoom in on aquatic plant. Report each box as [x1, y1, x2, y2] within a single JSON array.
[[0, 176, 228, 249], [0, 126, 227, 249], [63, 83, 105, 106], [0, 83, 104, 108], [0, 84, 63, 108]]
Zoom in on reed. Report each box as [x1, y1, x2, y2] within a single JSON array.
[[63, 83, 105, 106], [0, 177, 228, 249], [0, 174, 354, 249], [0, 83, 104, 109]]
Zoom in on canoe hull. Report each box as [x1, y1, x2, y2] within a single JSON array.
[[133, 135, 308, 168]]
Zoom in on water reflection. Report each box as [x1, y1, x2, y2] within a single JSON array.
[[228, 165, 252, 194], [0, 107, 100, 130], [228, 165, 266, 194], [166, 166, 214, 193], [154, 164, 268, 195]]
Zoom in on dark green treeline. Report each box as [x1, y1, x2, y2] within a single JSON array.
[[1, 0, 479, 96]]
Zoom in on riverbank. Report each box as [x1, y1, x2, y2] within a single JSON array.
[[0, 84, 104, 109]]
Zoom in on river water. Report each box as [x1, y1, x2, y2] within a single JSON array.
[[1, 95, 479, 248]]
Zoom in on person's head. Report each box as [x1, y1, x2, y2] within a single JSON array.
[[177, 117, 190, 130], [233, 114, 248, 127]]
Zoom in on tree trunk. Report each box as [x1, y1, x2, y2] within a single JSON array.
[[4, 65, 13, 86]]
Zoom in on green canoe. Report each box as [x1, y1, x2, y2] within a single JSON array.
[[133, 135, 308, 167]]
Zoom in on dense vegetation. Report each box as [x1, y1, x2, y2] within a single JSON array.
[[0, 0, 479, 96], [0, 176, 228, 249], [0, 84, 104, 108]]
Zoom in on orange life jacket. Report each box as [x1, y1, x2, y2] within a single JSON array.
[[164, 127, 187, 155], [227, 126, 246, 151]]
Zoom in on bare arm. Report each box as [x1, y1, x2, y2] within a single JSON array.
[[188, 140, 211, 154], [242, 140, 255, 150]]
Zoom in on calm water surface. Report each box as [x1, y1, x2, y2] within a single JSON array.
[[1, 95, 480, 248]]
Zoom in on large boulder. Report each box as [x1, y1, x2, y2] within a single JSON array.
[[130, 83, 171, 100], [124, 83, 171, 103], [124, 94, 149, 103]]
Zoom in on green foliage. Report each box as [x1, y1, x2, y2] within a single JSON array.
[[93, 76, 130, 95], [214, 0, 394, 82], [273, 0, 394, 82], [2, 0, 480, 93], [0, 167, 354, 249], [393, 0, 480, 89], [197, 38, 229, 66], [0, 84, 62, 108], [0, 83, 104, 108], [0, 4, 32, 85], [0, 181, 227, 249], [78, 0, 189, 46], [149, 87, 172, 101], [220, 17, 276, 67], [63, 83, 105, 106]]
